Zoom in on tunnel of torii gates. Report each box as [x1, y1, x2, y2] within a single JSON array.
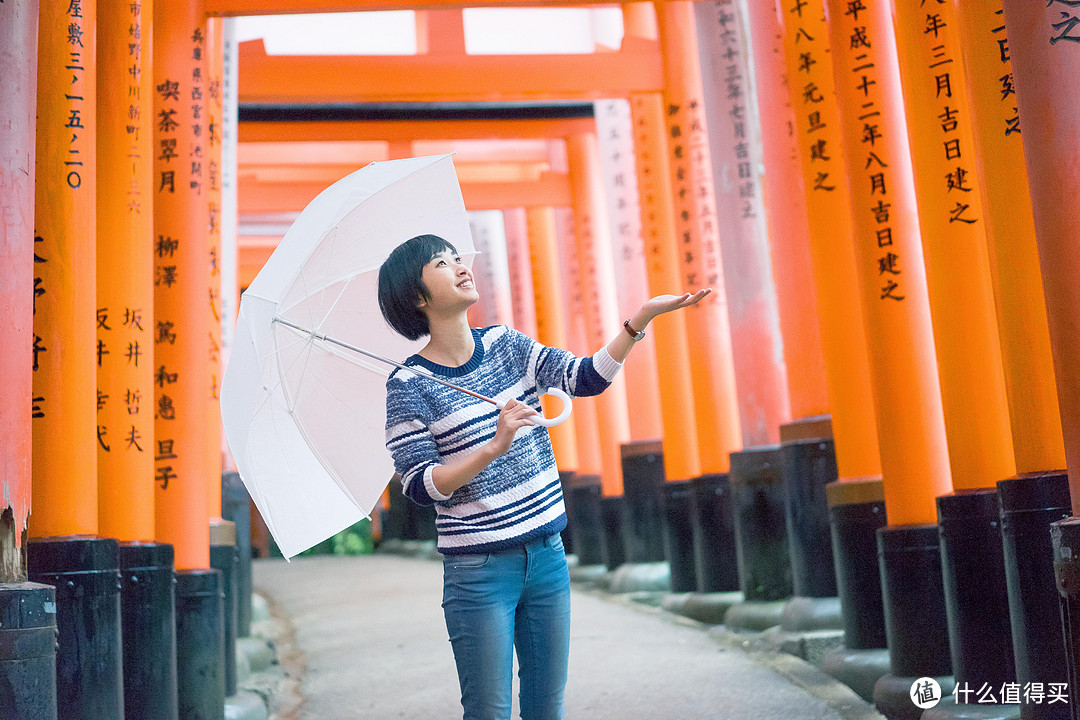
[[3, 0, 1080, 716]]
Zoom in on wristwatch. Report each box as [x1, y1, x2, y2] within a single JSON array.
[[623, 319, 645, 341]]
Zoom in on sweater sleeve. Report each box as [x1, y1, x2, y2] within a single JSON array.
[[509, 328, 623, 398], [385, 375, 451, 506]]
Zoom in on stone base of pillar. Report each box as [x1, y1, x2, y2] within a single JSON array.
[[879, 524, 952, 679], [779, 418, 838, 598], [567, 477, 604, 567], [1052, 515, 1080, 716], [999, 471, 1071, 718], [660, 591, 742, 625], [661, 480, 696, 592], [730, 445, 791, 601], [383, 476, 406, 542], [937, 489, 1015, 694], [221, 472, 253, 638], [558, 471, 576, 555], [722, 599, 786, 632], [119, 541, 177, 720], [780, 595, 843, 632], [28, 535, 123, 718], [620, 441, 666, 563], [819, 646, 891, 704], [176, 569, 225, 720], [827, 479, 888, 650], [691, 473, 739, 592], [0, 582, 57, 720], [920, 695, 1020, 720], [210, 521, 239, 698], [873, 673, 956, 720], [606, 562, 670, 594], [599, 495, 626, 571]]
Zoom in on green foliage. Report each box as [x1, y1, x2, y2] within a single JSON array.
[[291, 519, 374, 557]]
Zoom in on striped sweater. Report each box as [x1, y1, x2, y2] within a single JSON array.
[[384, 325, 622, 555]]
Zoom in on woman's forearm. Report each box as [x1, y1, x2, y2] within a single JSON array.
[[605, 308, 655, 364], [430, 442, 500, 496]]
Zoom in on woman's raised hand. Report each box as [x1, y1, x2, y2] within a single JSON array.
[[639, 288, 712, 321]]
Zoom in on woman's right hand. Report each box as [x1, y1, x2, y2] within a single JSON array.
[[488, 399, 540, 457]]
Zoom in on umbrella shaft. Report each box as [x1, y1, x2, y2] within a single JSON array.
[[272, 316, 498, 406]]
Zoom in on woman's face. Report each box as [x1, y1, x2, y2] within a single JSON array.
[[418, 249, 479, 316]]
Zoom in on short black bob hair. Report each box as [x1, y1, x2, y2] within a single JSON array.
[[378, 233, 459, 341]]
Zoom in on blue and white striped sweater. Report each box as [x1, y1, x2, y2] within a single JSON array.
[[384, 325, 622, 555]]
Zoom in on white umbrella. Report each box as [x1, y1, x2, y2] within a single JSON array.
[[220, 155, 570, 559]]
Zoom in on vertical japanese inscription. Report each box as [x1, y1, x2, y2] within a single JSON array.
[[841, 0, 905, 301]]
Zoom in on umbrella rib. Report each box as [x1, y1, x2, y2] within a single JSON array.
[[273, 317, 500, 407]]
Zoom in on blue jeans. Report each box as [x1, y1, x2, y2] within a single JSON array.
[[442, 532, 571, 720]]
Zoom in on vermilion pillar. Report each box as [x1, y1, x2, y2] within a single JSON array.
[[654, 0, 742, 468], [1002, 0, 1080, 509], [593, 99, 664, 443], [774, 0, 882, 479], [694, 0, 793, 443], [956, 0, 1065, 475], [467, 210, 514, 329], [207, 15, 225, 519], [0, 0, 37, 564], [566, 133, 632, 497], [31, 0, 99, 538], [892, 0, 1015, 491], [738, 0, 829, 423], [503, 208, 535, 334], [97, 0, 155, 540], [526, 206, 580, 472], [826, 0, 952, 524], [154, 0, 211, 570], [629, 92, 702, 483]]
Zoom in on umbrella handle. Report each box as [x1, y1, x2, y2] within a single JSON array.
[[495, 387, 573, 427]]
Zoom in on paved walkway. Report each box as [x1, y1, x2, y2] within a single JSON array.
[[254, 553, 883, 720]]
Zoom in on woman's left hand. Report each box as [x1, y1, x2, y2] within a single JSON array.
[[640, 288, 712, 321]]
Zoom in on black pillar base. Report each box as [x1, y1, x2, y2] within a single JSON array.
[[780, 429, 839, 598], [28, 535, 123, 720], [383, 476, 407, 542], [661, 481, 696, 593], [691, 473, 739, 593], [209, 521, 239, 698], [999, 472, 1071, 720], [1052, 516, 1080, 717], [921, 695, 1021, 720], [599, 496, 626, 571], [176, 569, 225, 720], [119, 542, 178, 720], [873, 673, 955, 720], [568, 477, 604, 567], [221, 471, 253, 638], [621, 441, 666, 563], [937, 489, 1015, 693], [827, 478, 888, 650], [0, 582, 57, 720], [878, 524, 952, 679], [558, 471, 576, 555], [729, 445, 791, 601]]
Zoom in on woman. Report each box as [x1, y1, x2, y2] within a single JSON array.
[[379, 233, 709, 720]]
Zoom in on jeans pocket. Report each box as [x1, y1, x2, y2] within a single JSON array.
[[446, 553, 490, 569], [549, 532, 564, 552]]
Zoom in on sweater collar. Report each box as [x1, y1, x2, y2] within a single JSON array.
[[407, 328, 484, 378]]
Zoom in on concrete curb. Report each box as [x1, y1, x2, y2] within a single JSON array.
[[233, 590, 305, 720]]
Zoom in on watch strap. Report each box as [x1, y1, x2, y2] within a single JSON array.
[[623, 319, 645, 341]]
